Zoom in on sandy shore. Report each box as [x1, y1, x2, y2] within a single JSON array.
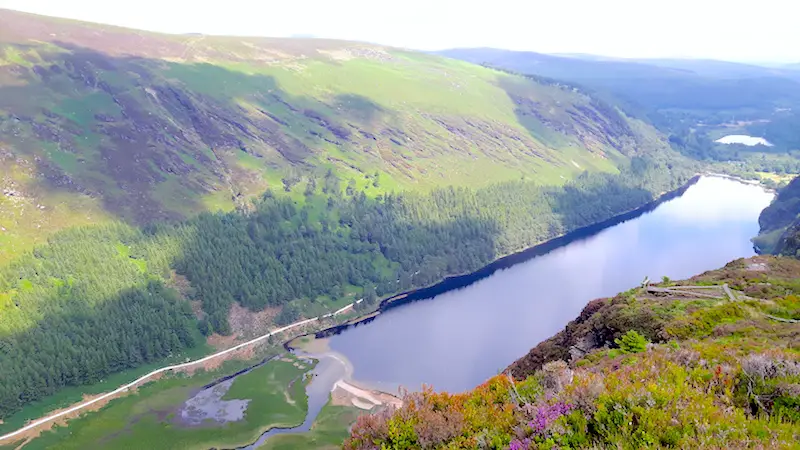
[[291, 335, 403, 410]]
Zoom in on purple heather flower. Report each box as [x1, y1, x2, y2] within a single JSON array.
[[508, 438, 531, 450], [528, 402, 573, 435]]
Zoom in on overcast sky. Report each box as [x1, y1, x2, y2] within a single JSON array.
[[1, 0, 797, 63]]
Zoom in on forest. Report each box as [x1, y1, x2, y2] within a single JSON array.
[[0, 154, 693, 419]]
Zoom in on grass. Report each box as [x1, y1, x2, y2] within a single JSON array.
[[258, 400, 365, 450], [756, 171, 796, 184], [0, 47, 36, 67], [51, 93, 121, 127], [12, 354, 314, 450]]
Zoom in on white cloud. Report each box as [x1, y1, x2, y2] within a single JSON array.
[[1, 0, 798, 62]]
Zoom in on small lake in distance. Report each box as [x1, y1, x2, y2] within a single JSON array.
[[715, 134, 773, 146], [329, 176, 774, 393]]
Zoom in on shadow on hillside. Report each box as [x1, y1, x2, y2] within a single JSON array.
[[167, 191, 502, 333], [495, 75, 637, 157], [0, 280, 198, 425], [0, 43, 388, 225], [548, 172, 656, 232]]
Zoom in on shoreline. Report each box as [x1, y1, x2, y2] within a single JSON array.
[[312, 174, 703, 340], [703, 171, 777, 192], [231, 338, 402, 450]]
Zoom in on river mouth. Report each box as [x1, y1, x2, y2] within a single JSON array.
[[232, 336, 402, 450], [326, 176, 774, 393]]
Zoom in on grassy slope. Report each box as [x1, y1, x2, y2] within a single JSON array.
[[0, 8, 669, 263], [9, 354, 314, 450], [344, 256, 800, 449]]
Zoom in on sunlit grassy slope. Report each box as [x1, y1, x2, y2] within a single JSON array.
[[0, 9, 673, 262]]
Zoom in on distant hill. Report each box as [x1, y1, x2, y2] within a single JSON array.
[[436, 48, 800, 113]]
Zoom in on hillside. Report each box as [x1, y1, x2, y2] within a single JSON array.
[[436, 48, 800, 113], [0, 8, 680, 263], [0, 9, 701, 427], [345, 256, 800, 449], [755, 176, 800, 255], [437, 48, 800, 171]]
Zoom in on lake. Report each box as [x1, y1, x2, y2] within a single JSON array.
[[328, 176, 774, 393], [715, 134, 773, 146]]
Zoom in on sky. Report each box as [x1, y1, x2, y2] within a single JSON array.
[[1, 0, 798, 63]]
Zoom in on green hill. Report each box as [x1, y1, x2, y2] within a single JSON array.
[[0, 9, 682, 263], [437, 48, 800, 170], [0, 9, 695, 428]]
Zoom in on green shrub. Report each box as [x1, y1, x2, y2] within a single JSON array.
[[665, 302, 747, 339], [615, 330, 648, 354]]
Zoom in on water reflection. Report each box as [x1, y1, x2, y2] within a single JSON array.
[[329, 177, 773, 393]]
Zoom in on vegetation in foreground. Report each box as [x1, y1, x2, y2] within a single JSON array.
[[6, 354, 314, 450], [344, 256, 800, 449]]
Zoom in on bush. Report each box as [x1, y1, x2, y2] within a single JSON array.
[[197, 319, 212, 336], [614, 330, 648, 354], [275, 303, 301, 326], [665, 302, 747, 339]]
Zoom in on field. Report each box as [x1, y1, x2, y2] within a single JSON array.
[[6, 354, 316, 450]]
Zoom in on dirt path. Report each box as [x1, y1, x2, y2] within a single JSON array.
[[0, 299, 363, 445]]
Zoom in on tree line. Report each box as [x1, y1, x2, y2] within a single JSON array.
[[0, 154, 693, 419]]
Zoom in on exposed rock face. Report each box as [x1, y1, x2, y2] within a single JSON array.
[[756, 176, 800, 256]]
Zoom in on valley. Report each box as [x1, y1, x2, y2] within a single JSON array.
[[0, 5, 798, 450], [0, 8, 695, 438], [0, 176, 777, 449]]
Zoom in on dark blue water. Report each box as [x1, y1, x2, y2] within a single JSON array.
[[329, 177, 773, 393]]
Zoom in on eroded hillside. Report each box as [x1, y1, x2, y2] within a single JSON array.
[[0, 9, 677, 262]]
